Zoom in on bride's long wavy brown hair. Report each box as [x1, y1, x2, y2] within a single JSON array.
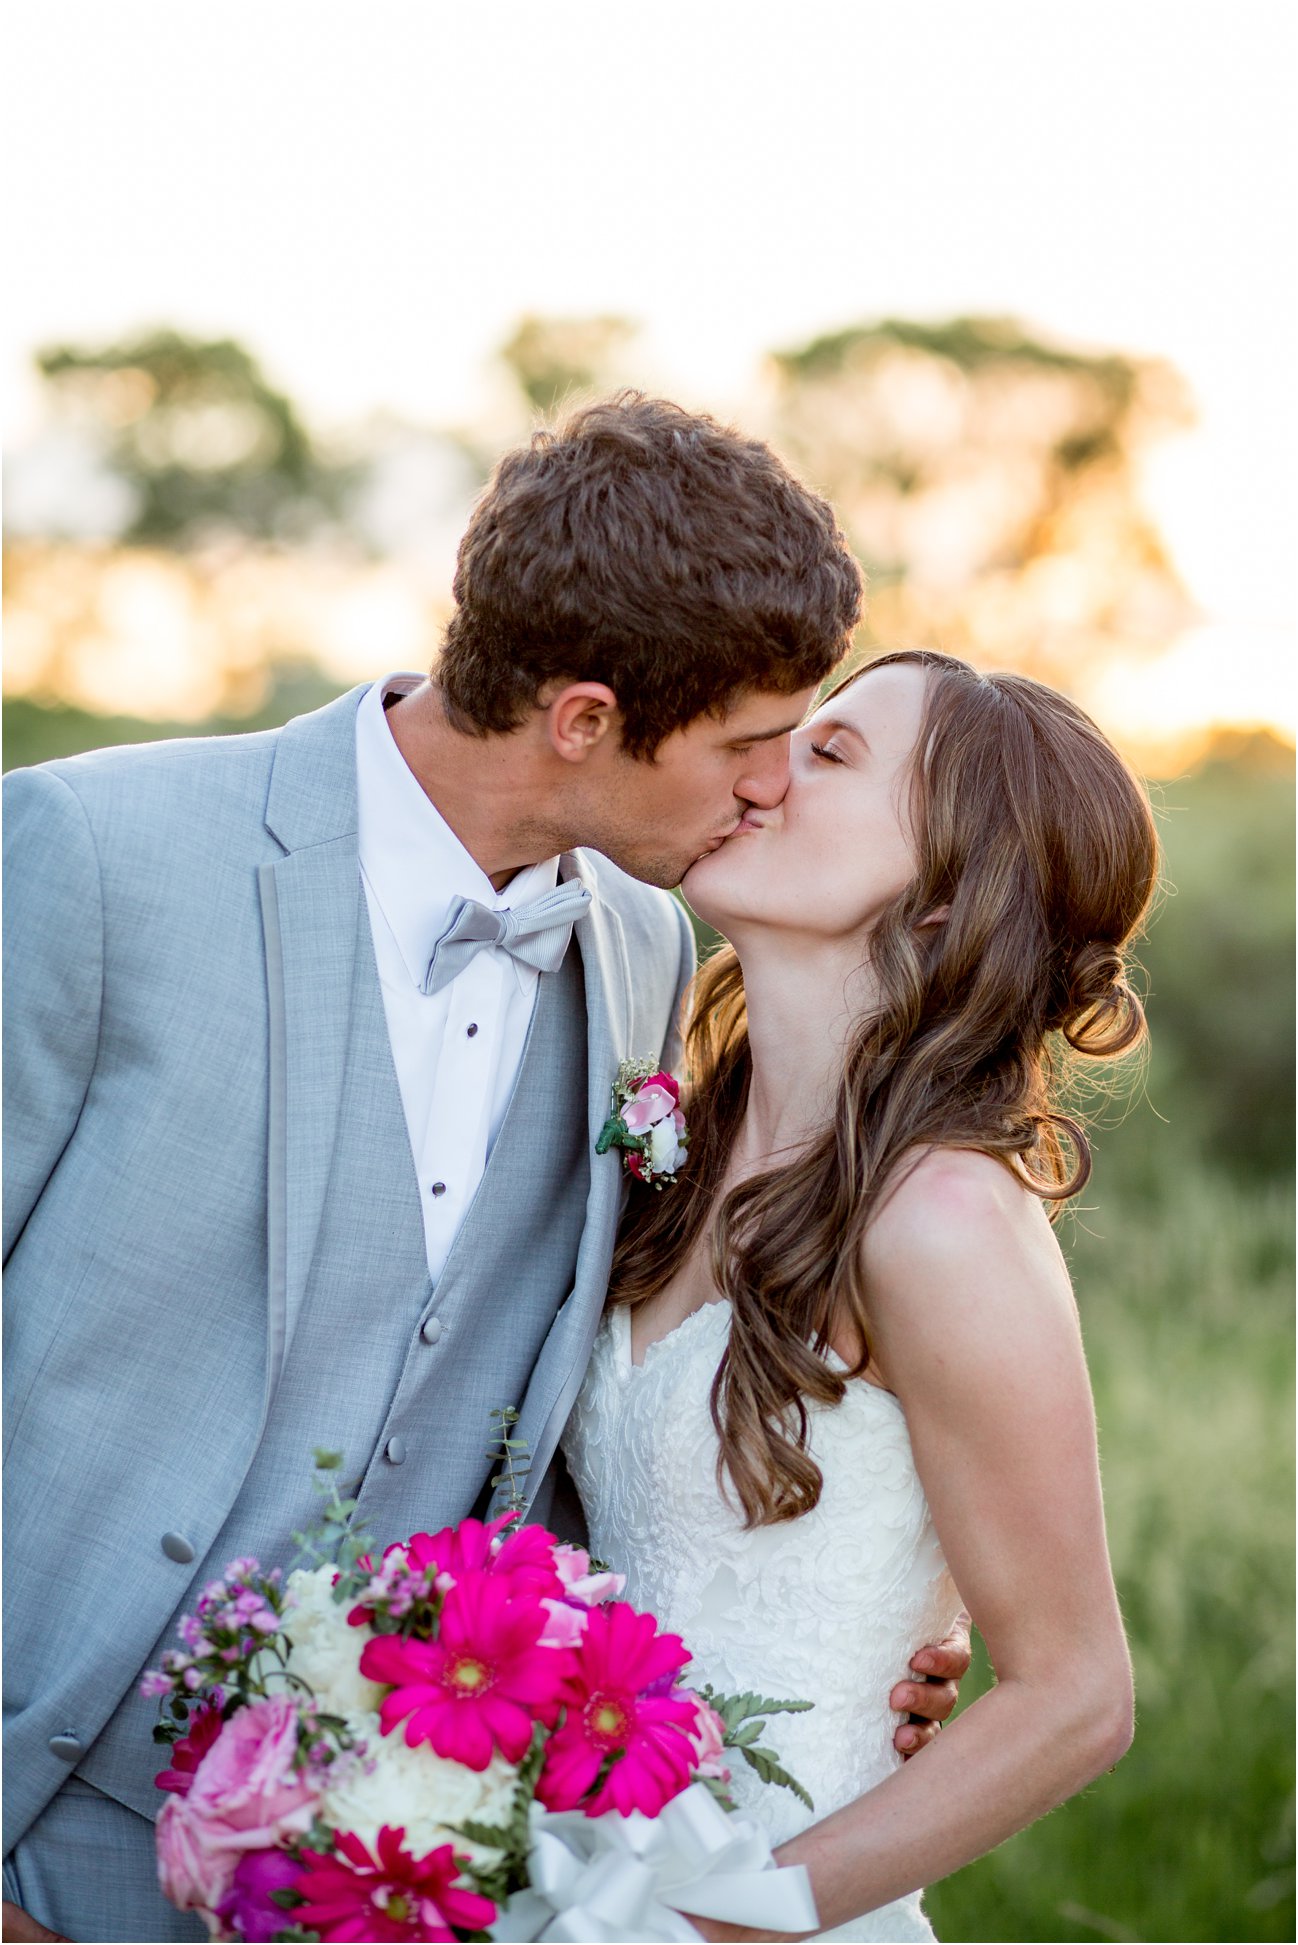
[[611, 650, 1160, 1528]]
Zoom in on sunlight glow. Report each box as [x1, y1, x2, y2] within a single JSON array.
[[1086, 623, 1297, 771]]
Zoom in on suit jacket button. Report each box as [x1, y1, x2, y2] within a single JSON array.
[[161, 1532, 196, 1564], [48, 1734, 83, 1761], [420, 1316, 443, 1345], [385, 1436, 407, 1465]]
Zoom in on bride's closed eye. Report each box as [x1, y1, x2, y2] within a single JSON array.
[[808, 741, 845, 763]]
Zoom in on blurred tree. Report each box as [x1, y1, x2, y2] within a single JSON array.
[[2, 658, 345, 772], [764, 315, 1198, 689], [35, 329, 354, 545], [499, 314, 638, 416]]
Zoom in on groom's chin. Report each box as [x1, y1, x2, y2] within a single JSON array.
[[591, 841, 699, 892]]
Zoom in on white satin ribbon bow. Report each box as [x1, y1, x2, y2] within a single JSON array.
[[488, 1783, 819, 1942]]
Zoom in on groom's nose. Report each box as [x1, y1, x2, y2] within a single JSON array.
[[736, 736, 792, 809]]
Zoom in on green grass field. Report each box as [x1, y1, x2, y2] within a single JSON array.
[[925, 1162, 1294, 1943]]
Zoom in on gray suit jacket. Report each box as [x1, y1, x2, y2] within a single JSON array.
[[2, 684, 695, 1853]]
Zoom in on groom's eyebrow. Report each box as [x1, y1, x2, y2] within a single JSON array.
[[726, 716, 806, 747]]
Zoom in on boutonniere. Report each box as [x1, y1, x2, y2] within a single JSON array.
[[596, 1057, 690, 1187]]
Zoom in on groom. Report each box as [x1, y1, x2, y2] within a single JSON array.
[[3, 393, 969, 1942]]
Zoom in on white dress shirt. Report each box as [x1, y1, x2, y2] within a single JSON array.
[[356, 675, 560, 1283]]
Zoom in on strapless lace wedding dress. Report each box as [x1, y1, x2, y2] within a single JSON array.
[[562, 1299, 962, 1943]]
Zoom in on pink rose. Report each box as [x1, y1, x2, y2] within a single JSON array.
[[621, 1084, 678, 1134], [156, 1795, 232, 1914], [156, 1696, 320, 1914], [538, 1597, 589, 1649], [644, 1071, 681, 1102], [553, 1544, 626, 1606], [680, 1690, 732, 1781]]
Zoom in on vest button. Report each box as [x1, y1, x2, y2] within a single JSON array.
[[48, 1733, 83, 1761], [161, 1532, 196, 1564], [421, 1316, 443, 1345], [385, 1436, 407, 1465], [466, 1022, 479, 1038], [430, 1181, 447, 1197]]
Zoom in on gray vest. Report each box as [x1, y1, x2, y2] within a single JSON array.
[[78, 902, 588, 1818]]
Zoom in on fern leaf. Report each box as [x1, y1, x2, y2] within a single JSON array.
[[739, 1743, 816, 1813]]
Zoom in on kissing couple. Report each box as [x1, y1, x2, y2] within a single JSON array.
[[3, 393, 1153, 1941]]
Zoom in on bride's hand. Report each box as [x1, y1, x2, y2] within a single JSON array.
[[891, 1609, 972, 1755]]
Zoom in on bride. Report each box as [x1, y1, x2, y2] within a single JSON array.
[[563, 649, 1156, 1941]]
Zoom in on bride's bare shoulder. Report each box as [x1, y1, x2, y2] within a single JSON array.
[[862, 1146, 1069, 1313]]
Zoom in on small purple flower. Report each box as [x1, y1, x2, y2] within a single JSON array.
[[140, 1669, 172, 1699], [214, 1848, 305, 1940]]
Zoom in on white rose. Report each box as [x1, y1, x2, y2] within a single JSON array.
[[649, 1118, 686, 1174], [280, 1566, 386, 1719], [319, 1710, 517, 1865]]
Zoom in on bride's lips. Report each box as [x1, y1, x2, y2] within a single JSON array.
[[691, 813, 767, 867]]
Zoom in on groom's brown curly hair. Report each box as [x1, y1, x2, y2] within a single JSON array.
[[436, 392, 863, 758]]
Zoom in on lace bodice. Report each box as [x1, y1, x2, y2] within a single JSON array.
[[562, 1299, 962, 1943]]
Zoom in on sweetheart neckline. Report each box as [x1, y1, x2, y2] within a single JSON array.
[[617, 1294, 729, 1373], [609, 1299, 904, 1414]]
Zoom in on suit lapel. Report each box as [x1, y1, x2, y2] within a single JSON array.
[[518, 851, 635, 1500], [256, 686, 369, 1432], [564, 850, 632, 1156]]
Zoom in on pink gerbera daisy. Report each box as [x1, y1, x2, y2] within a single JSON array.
[[294, 1827, 496, 1942], [406, 1512, 563, 1601], [359, 1570, 571, 1769], [536, 1601, 699, 1817], [349, 1517, 565, 1629]]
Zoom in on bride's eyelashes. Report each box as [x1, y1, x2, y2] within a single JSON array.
[[808, 741, 845, 763]]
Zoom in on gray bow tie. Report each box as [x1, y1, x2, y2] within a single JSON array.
[[422, 881, 592, 995]]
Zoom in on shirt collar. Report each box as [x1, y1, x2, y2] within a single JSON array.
[[356, 675, 560, 994]]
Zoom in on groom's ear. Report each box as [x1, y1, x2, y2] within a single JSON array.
[[542, 682, 623, 763]]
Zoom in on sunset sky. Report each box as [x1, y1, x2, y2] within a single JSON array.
[[6, 1, 1295, 745]]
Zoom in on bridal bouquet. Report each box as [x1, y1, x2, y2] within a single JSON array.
[[143, 1450, 816, 1942]]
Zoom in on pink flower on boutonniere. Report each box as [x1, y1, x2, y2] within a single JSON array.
[[595, 1058, 689, 1187]]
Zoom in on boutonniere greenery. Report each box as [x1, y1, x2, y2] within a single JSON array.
[[596, 1057, 689, 1187]]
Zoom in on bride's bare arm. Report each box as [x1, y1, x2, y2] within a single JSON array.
[[703, 1147, 1133, 1942]]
